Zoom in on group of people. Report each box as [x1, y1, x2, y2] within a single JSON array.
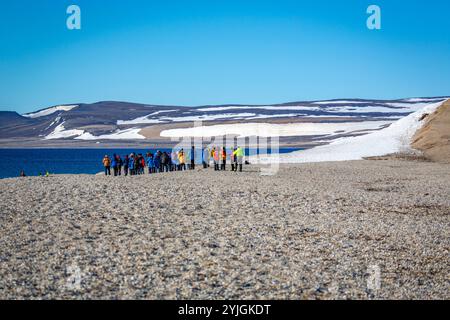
[[102, 148, 193, 176], [101, 146, 245, 176], [204, 146, 245, 172]]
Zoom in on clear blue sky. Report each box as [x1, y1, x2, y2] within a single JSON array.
[[1, 0, 450, 113]]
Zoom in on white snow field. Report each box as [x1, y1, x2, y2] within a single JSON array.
[[23, 105, 79, 118], [44, 123, 85, 140], [257, 100, 445, 164], [160, 121, 393, 138], [45, 124, 145, 140], [75, 128, 145, 140]]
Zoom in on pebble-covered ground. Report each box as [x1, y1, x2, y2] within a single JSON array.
[[0, 160, 448, 299]]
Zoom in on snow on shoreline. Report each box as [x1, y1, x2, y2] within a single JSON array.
[[256, 100, 445, 164]]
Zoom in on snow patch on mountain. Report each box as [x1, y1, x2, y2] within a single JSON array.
[[118, 113, 257, 125], [44, 122, 85, 140], [404, 97, 449, 102], [24, 105, 78, 118], [197, 106, 315, 112], [197, 103, 434, 114], [312, 100, 367, 105], [75, 128, 145, 140], [45, 122, 145, 140], [44, 116, 62, 131]]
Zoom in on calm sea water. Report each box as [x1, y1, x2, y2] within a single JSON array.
[[0, 148, 303, 179]]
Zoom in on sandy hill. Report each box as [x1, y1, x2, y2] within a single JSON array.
[[412, 99, 450, 163]]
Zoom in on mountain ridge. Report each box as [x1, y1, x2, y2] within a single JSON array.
[[0, 97, 448, 147]]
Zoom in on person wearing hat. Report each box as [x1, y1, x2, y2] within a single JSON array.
[[102, 155, 111, 176]]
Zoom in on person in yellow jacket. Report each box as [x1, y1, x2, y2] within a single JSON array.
[[178, 149, 186, 171], [210, 147, 217, 171], [210, 147, 215, 169], [231, 147, 237, 171], [233, 146, 244, 172]]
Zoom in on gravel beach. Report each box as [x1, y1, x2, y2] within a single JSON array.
[[0, 160, 449, 300]]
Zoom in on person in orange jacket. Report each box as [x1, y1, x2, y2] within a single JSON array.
[[102, 155, 111, 176], [213, 147, 220, 171], [220, 147, 227, 171]]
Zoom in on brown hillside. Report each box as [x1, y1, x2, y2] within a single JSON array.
[[412, 99, 450, 163]]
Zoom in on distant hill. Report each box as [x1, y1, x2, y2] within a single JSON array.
[[0, 111, 36, 138], [0, 111, 33, 127]]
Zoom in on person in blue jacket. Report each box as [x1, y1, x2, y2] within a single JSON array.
[[147, 153, 155, 174], [154, 151, 161, 173], [129, 154, 135, 176], [112, 154, 118, 176]]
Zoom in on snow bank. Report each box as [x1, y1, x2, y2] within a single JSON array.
[[160, 121, 393, 138], [44, 123, 85, 140], [75, 128, 145, 140], [24, 105, 78, 118], [264, 100, 445, 164]]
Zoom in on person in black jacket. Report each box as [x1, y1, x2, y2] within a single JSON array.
[[123, 155, 129, 176], [160, 151, 169, 172], [190, 146, 195, 170], [117, 155, 123, 176], [167, 153, 174, 172]]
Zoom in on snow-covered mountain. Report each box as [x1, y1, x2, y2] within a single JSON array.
[[0, 97, 448, 146]]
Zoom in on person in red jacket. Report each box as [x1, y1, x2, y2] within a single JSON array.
[[220, 147, 227, 171]]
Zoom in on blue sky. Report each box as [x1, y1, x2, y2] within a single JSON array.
[[1, 0, 450, 113]]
